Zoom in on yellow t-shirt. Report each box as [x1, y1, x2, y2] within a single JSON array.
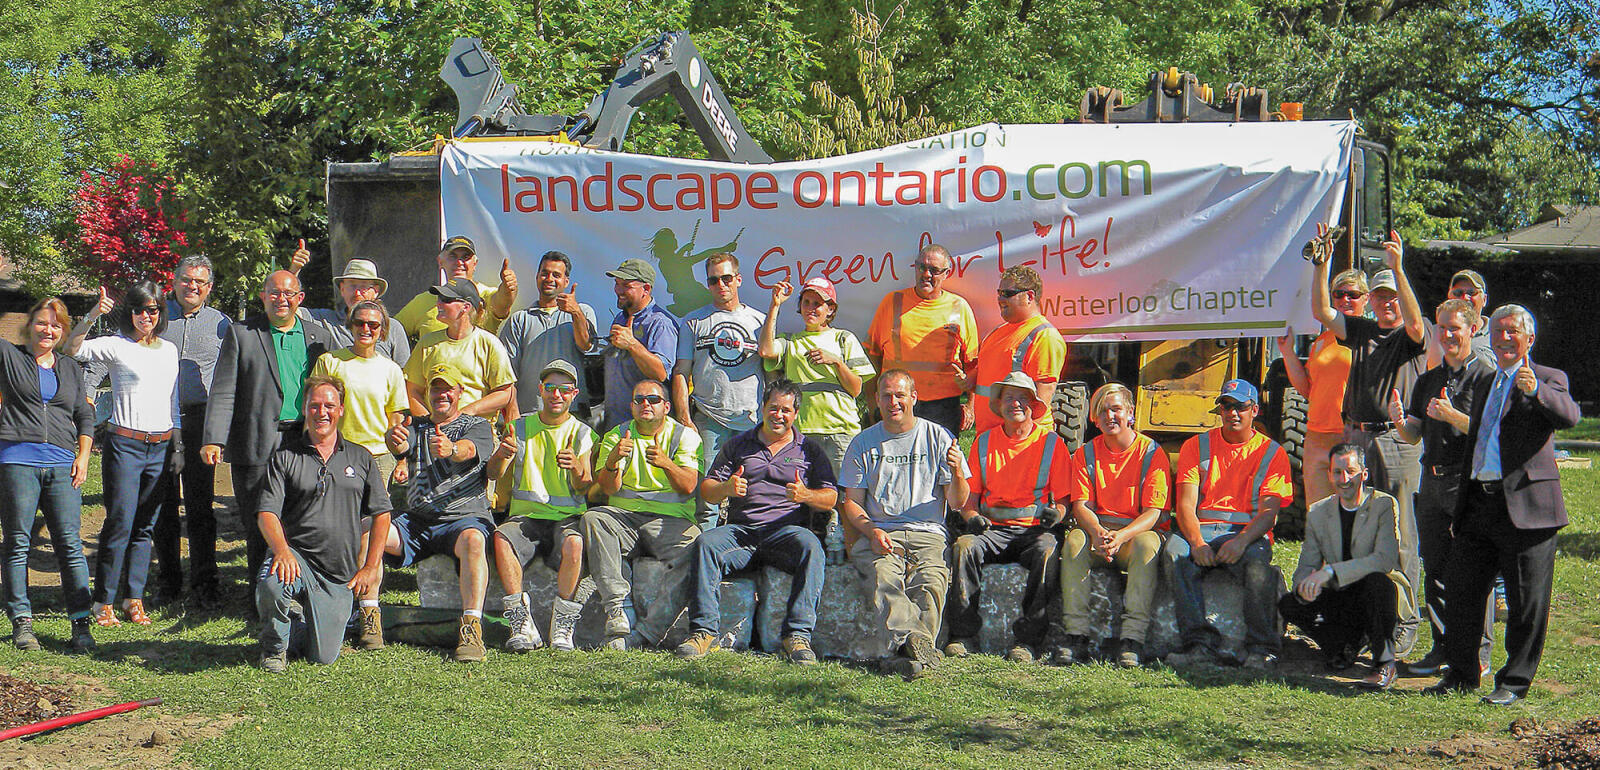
[[310, 350, 408, 455], [865, 288, 979, 401], [394, 281, 508, 338], [403, 328, 515, 406]]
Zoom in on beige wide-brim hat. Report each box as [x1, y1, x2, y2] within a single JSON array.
[[988, 371, 1048, 420], [334, 258, 388, 297]]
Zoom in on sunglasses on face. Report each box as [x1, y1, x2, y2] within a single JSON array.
[[631, 394, 666, 405], [997, 287, 1030, 299], [1332, 290, 1366, 300], [705, 274, 736, 286], [1217, 401, 1252, 413], [543, 383, 578, 395], [133, 306, 161, 316], [349, 319, 383, 330], [1450, 288, 1481, 298], [913, 263, 949, 276]]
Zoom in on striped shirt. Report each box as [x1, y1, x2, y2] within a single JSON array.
[[404, 414, 495, 523]]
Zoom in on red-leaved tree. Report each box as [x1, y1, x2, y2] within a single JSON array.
[[72, 156, 189, 290]]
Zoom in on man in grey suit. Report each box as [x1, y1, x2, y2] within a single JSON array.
[[1426, 304, 1581, 705], [202, 270, 335, 600]]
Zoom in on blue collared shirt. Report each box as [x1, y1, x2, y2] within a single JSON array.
[[602, 302, 679, 430]]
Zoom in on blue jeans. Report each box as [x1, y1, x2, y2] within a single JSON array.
[[93, 433, 169, 606], [687, 523, 825, 640], [1164, 523, 1282, 654], [694, 418, 741, 527], [1, 464, 91, 619]]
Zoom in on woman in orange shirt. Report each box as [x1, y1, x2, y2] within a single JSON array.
[[1277, 269, 1367, 507]]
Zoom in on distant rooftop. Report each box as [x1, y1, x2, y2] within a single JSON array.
[[1479, 204, 1600, 255]]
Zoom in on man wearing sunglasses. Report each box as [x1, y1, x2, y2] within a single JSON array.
[[1444, 269, 1494, 365], [865, 244, 979, 437], [498, 251, 599, 421], [1164, 379, 1293, 670], [580, 379, 702, 650], [1311, 230, 1428, 657], [402, 278, 515, 420], [968, 266, 1066, 435], [488, 361, 597, 652], [673, 253, 766, 526]]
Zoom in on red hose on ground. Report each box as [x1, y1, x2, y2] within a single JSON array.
[[0, 697, 162, 742]]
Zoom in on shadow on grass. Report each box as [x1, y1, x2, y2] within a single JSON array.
[[1556, 531, 1600, 562], [89, 637, 252, 674]]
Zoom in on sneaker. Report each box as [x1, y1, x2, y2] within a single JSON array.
[[902, 631, 939, 669], [11, 617, 40, 651], [502, 593, 543, 652], [354, 606, 385, 650], [549, 597, 582, 652], [1164, 646, 1217, 667], [1005, 644, 1037, 664], [69, 617, 95, 652], [782, 635, 817, 665], [454, 615, 486, 662], [943, 638, 977, 658], [1115, 638, 1144, 669], [1392, 624, 1418, 659], [675, 630, 720, 660], [1052, 634, 1091, 666], [604, 604, 630, 650], [258, 650, 288, 674]]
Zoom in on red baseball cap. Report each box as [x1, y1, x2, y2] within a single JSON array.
[[799, 277, 837, 304]]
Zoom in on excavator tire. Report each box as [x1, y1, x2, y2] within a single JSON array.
[[1052, 381, 1090, 453]]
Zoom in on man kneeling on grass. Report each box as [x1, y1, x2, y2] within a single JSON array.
[[360, 362, 497, 662], [256, 375, 390, 673], [1280, 443, 1406, 691], [675, 379, 838, 664], [487, 360, 597, 652]]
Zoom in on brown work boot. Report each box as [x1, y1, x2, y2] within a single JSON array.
[[675, 630, 721, 660], [943, 637, 977, 658], [454, 615, 486, 662], [354, 605, 385, 650], [782, 634, 817, 665]]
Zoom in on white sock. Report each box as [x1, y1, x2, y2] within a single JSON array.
[[359, 600, 379, 608], [463, 609, 482, 618]]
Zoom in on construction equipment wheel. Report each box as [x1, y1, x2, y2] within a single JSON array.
[[1052, 380, 1090, 453], [1273, 386, 1309, 539]]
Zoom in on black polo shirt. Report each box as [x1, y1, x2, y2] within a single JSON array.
[[1407, 357, 1494, 469], [259, 432, 392, 583], [1341, 316, 1428, 424]]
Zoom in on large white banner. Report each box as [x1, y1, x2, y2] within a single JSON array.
[[441, 121, 1353, 340]]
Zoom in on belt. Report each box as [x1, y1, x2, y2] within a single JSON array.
[[277, 419, 303, 432], [1346, 420, 1395, 433], [1473, 479, 1504, 496], [108, 425, 172, 443], [1426, 463, 1460, 477]]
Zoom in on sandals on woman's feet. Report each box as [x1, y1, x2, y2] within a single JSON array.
[[94, 603, 121, 627], [120, 599, 152, 626]]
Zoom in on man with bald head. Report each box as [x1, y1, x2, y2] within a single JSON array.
[[204, 269, 336, 600]]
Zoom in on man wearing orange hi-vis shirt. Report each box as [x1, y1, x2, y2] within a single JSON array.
[[946, 372, 1071, 664], [966, 266, 1067, 436], [1058, 383, 1172, 669], [1164, 379, 1293, 670], [865, 244, 979, 437]]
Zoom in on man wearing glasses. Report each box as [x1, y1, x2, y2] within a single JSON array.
[[866, 244, 979, 438], [1310, 231, 1428, 656], [580, 379, 702, 650], [498, 250, 600, 421], [1164, 379, 1293, 670], [402, 278, 515, 420], [602, 259, 680, 431], [286, 244, 411, 365], [967, 266, 1066, 435], [204, 271, 335, 601], [151, 254, 232, 610], [672, 252, 766, 525], [394, 236, 518, 339]]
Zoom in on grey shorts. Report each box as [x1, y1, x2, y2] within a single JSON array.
[[495, 516, 582, 571]]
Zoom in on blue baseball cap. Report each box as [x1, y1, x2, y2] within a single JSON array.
[[1216, 379, 1259, 407]]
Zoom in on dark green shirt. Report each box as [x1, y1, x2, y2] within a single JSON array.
[[272, 322, 309, 421]]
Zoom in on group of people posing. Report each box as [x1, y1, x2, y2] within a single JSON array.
[[0, 231, 1577, 701]]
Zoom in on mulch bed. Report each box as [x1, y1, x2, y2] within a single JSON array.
[[0, 673, 75, 732], [1534, 716, 1600, 769]]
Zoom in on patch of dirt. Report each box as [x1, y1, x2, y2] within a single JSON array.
[[1532, 717, 1600, 769], [0, 670, 236, 770], [1396, 717, 1600, 769], [0, 674, 74, 731]]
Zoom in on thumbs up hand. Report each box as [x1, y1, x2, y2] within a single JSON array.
[[609, 313, 638, 351], [289, 238, 310, 274], [430, 428, 453, 460], [645, 436, 673, 469], [493, 431, 518, 461], [1515, 360, 1537, 395], [555, 433, 577, 470], [555, 282, 581, 315], [1386, 387, 1406, 426], [610, 425, 635, 468], [499, 258, 518, 296], [727, 465, 748, 498], [946, 444, 965, 473], [784, 469, 807, 504]]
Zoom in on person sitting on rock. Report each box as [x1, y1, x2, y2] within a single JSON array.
[[1164, 379, 1292, 670], [487, 360, 597, 652], [1058, 383, 1172, 669], [947, 371, 1070, 664], [838, 369, 969, 680], [579, 378, 702, 649], [675, 379, 838, 665], [1280, 443, 1405, 691]]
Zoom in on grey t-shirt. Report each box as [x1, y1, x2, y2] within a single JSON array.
[[841, 418, 965, 533], [405, 414, 495, 524], [677, 303, 766, 432], [498, 303, 600, 414]]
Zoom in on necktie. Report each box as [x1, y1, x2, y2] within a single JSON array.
[[1471, 369, 1512, 480]]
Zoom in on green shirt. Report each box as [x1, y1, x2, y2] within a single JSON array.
[[272, 322, 310, 421], [508, 413, 598, 520], [596, 418, 701, 520], [764, 328, 874, 435]]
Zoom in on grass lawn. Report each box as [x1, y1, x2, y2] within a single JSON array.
[[1558, 416, 1600, 443], [4, 456, 1600, 768]]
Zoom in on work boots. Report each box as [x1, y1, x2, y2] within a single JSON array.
[[454, 615, 486, 662], [11, 617, 39, 651], [354, 605, 385, 650], [503, 593, 543, 652], [549, 597, 582, 651]]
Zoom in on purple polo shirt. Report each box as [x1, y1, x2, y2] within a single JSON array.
[[708, 427, 838, 528]]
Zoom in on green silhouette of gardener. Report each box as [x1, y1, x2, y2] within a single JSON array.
[[647, 221, 745, 315]]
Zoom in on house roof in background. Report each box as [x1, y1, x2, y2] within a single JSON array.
[[1480, 204, 1600, 253]]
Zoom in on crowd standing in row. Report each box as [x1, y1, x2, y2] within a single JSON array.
[[0, 233, 1577, 701]]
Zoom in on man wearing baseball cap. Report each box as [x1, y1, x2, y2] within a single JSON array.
[[602, 258, 681, 431], [947, 371, 1072, 664], [1310, 230, 1427, 656], [394, 236, 519, 339], [1164, 378, 1293, 669], [402, 277, 515, 420], [363, 361, 498, 662], [1445, 269, 1494, 365], [286, 243, 410, 365]]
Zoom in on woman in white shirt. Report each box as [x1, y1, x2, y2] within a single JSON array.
[[69, 283, 181, 627]]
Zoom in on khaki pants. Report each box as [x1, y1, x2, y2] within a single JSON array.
[[850, 529, 950, 656], [1061, 527, 1163, 644]]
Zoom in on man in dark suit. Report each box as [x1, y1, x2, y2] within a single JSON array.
[[1426, 304, 1580, 705], [202, 270, 334, 600]]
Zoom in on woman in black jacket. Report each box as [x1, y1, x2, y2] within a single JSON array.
[[1, 297, 96, 651]]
